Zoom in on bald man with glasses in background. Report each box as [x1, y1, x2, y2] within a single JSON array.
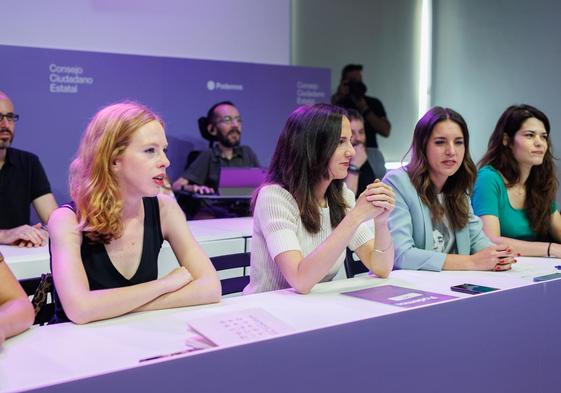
[[0, 91, 57, 247], [172, 101, 260, 194], [172, 101, 260, 219]]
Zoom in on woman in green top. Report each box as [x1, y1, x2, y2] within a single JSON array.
[[472, 104, 561, 257]]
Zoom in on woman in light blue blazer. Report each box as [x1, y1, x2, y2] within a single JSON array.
[[383, 107, 515, 271]]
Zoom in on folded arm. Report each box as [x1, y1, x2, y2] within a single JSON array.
[[481, 213, 561, 258], [135, 196, 221, 311], [0, 257, 35, 342], [49, 207, 191, 324]]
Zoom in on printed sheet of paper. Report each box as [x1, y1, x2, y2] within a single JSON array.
[[188, 308, 293, 346], [343, 285, 456, 308]]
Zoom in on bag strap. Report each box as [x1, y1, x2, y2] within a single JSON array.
[[31, 273, 53, 316]]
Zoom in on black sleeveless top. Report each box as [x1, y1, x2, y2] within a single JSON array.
[[51, 197, 164, 323]]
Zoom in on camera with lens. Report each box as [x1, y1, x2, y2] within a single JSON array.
[[347, 80, 367, 98]]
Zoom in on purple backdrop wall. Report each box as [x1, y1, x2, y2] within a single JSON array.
[[0, 44, 330, 204]]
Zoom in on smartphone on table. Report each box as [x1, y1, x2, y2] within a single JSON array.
[[533, 272, 561, 282], [450, 283, 499, 295]]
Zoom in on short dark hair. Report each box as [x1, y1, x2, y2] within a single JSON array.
[[263, 103, 350, 233], [341, 64, 363, 81], [346, 108, 364, 122], [207, 100, 236, 123]]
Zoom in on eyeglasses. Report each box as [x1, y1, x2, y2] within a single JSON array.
[[216, 115, 242, 125], [0, 113, 19, 122]]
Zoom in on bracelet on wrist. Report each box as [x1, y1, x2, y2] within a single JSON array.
[[547, 242, 552, 257], [374, 242, 393, 254]]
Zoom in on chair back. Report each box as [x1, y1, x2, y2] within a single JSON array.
[[184, 150, 202, 170], [210, 253, 251, 295], [343, 248, 369, 278]]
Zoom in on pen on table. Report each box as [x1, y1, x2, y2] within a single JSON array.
[[139, 346, 199, 363]]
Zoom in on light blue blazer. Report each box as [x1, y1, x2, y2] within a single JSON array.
[[382, 168, 492, 271]]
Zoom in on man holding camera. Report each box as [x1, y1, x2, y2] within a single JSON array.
[[331, 64, 391, 148]]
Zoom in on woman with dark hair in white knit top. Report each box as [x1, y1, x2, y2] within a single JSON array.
[[244, 104, 395, 294]]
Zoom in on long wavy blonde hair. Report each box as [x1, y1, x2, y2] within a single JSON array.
[[69, 101, 162, 244]]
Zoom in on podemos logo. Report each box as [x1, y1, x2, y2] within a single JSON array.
[[206, 80, 243, 91]]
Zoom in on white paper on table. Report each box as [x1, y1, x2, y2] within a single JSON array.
[[187, 308, 293, 346]]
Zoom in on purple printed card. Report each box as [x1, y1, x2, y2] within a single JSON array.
[[343, 285, 457, 308]]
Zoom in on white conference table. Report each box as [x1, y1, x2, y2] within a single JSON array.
[[0, 217, 254, 280], [1, 257, 560, 393]]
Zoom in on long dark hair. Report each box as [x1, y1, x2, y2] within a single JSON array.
[[479, 104, 556, 239], [260, 103, 349, 233], [406, 106, 477, 229]]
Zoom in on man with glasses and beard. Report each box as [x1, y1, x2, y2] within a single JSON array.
[[0, 91, 57, 246], [172, 101, 260, 218]]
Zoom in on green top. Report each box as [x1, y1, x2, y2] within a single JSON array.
[[472, 165, 557, 240]]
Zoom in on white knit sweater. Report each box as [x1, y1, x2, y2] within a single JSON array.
[[243, 184, 373, 294]]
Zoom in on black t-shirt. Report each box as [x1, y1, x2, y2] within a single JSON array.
[[0, 148, 52, 229], [182, 143, 260, 190], [51, 197, 164, 323], [357, 161, 377, 197], [334, 95, 387, 148]]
